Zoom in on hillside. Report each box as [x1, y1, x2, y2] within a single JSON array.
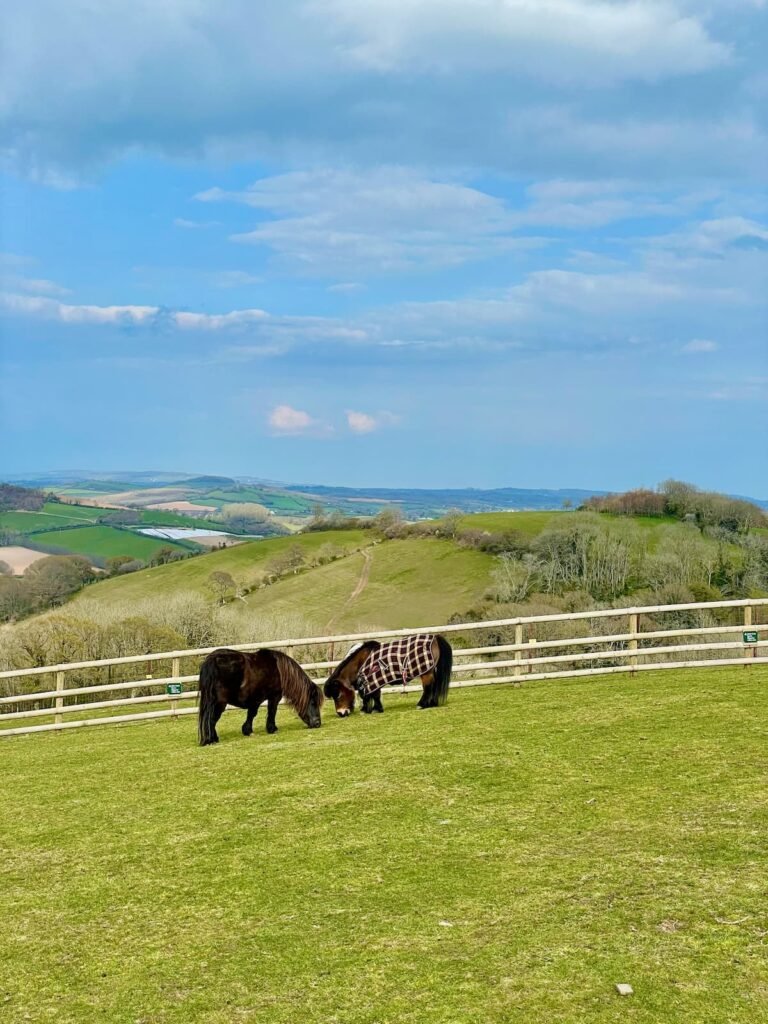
[[68, 527, 492, 633], [60, 507, 752, 639]]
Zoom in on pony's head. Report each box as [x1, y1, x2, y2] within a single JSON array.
[[323, 675, 356, 717], [323, 640, 379, 718], [301, 680, 323, 729]]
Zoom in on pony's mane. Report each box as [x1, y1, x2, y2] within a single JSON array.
[[273, 650, 323, 715], [330, 638, 380, 679]]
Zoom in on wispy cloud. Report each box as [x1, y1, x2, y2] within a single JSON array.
[[210, 270, 263, 288], [173, 218, 220, 229], [346, 410, 400, 433], [683, 339, 719, 353], [4, 274, 71, 297]]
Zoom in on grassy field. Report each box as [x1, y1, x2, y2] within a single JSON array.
[[70, 530, 370, 604], [458, 510, 563, 534], [238, 539, 493, 631], [0, 508, 93, 532], [31, 525, 190, 561], [1, 666, 766, 1023], [67, 532, 493, 632]]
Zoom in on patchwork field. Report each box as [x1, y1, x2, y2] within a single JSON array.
[[31, 525, 190, 561], [1, 666, 766, 1023]]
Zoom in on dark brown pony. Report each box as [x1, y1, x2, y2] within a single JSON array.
[[323, 635, 452, 717], [198, 648, 323, 745]]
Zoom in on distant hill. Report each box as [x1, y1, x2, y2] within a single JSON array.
[[5, 471, 766, 517]]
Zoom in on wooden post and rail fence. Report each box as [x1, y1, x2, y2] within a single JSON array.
[[0, 598, 766, 738]]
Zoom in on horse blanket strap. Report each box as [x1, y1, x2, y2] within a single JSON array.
[[357, 634, 436, 697]]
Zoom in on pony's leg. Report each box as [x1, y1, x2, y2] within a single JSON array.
[[210, 700, 227, 741], [361, 692, 375, 713], [265, 693, 280, 734], [372, 690, 384, 713], [417, 672, 436, 708], [242, 701, 262, 736]]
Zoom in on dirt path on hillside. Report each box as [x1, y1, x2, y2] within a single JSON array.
[[324, 547, 373, 635]]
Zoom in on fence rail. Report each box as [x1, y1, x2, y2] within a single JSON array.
[[1, 598, 766, 738]]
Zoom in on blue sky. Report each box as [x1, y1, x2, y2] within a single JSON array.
[[1, 0, 766, 492]]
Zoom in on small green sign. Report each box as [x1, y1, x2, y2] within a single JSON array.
[[166, 682, 183, 695], [743, 631, 759, 644]]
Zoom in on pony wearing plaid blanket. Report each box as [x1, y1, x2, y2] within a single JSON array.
[[323, 633, 452, 716]]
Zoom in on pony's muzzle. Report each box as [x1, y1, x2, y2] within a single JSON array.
[[336, 708, 351, 718]]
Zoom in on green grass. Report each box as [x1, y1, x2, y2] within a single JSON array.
[[44, 502, 101, 521], [0, 510, 77, 532], [1, 666, 767, 1023], [239, 538, 493, 631], [69, 529, 369, 604], [30, 525, 190, 561], [67, 533, 492, 631], [202, 488, 316, 514], [457, 510, 564, 534]]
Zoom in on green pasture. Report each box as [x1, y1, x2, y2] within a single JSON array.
[[457, 510, 563, 535], [0, 510, 77, 532], [69, 529, 370, 605], [44, 502, 101, 521], [30, 525, 190, 562], [202, 488, 316, 514], [238, 538, 493, 631], [1, 666, 766, 1023]]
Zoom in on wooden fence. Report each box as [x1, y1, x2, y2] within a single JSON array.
[[1, 598, 766, 738]]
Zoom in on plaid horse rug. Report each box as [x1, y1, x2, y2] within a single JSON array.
[[357, 634, 437, 697]]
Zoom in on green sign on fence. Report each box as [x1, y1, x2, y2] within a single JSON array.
[[166, 683, 183, 695], [743, 631, 759, 644]]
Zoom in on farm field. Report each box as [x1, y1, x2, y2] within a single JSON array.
[[0, 546, 48, 574], [31, 525, 190, 562], [1, 666, 766, 1023]]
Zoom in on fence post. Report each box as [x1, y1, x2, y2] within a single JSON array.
[[527, 638, 536, 674], [171, 658, 180, 718], [55, 671, 65, 729], [744, 605, 754, 663], [514, 624, 523, 680], [628, 612, 639, 672]]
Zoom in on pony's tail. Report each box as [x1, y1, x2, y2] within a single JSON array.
[[198, 656, 219, 746], [433, 635, 453, 706]]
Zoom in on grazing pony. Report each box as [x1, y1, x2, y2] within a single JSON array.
[[323, 633, 452, 717], [198, 647, 322, 745]]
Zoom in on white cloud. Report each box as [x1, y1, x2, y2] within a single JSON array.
[[0, 291, 269, 330], [327, 0, 730, 81], [346, 411, 377, 433], [4, 274, 71, 297], [1, 2, 763, 185], [269, 405, 318, 435], [0, 291, 157, 324], [346, 410, 400, 433], [683, 339, 719, 353], [200, 168, 538, 275]]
